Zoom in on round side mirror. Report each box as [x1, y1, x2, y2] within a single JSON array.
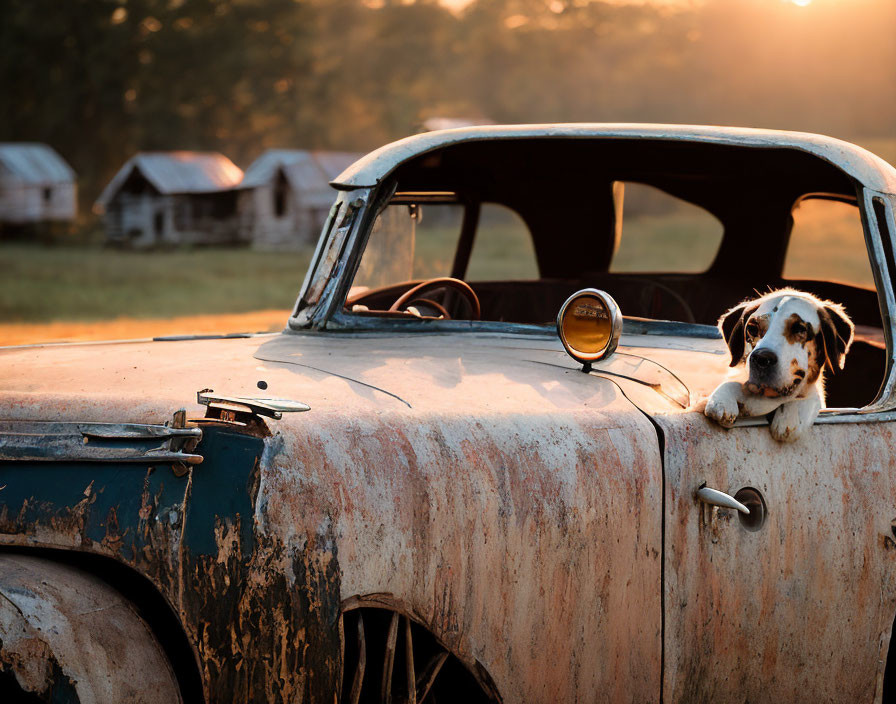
[[556, 289, 622, 371]]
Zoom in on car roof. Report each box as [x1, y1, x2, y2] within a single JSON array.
[[331, 123, 896, 195]]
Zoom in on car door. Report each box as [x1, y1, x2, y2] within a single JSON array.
[[657, 413, 896, 703]]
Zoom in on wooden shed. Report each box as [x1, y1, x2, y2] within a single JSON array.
[[240, 150, 361, 249], [95, 152, 245, 248], [0, 143, 77, 227]]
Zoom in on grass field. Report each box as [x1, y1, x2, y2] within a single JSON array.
[[0, 309, 289, 346], [6, 137, 891, 330], [0, 190, 877, 345], [0, 246, 314, 323]]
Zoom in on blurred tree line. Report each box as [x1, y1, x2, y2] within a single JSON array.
[[2, 0, 895, 219]]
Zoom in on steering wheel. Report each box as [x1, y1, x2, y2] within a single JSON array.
[[389, 277, 481, 320]]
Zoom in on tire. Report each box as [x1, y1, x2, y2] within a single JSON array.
[[0, 554, 183, 704]]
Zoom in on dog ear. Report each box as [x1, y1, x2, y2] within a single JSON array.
[[718, 302, 757, 367], [819, 303, 855, 372]]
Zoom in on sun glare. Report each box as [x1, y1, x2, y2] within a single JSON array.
[[792, 0, 812, 6]]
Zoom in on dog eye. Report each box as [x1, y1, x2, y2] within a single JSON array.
[[792, 321, 807, 335], [745, 320, 759, 337]]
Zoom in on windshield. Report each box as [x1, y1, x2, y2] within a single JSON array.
[[327, 138, 881, 346], [352, 202, 461, 292]]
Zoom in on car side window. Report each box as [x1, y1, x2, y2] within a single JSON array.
[[610, 182, 723, 273], [466, 204, 538, 281], [783, 197, 874, 288], [782, 196, 884, 411]]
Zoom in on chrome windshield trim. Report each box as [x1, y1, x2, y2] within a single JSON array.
[[331, 124, 896, 194], [301, 310, 722, 339]]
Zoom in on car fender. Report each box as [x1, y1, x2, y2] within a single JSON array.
[[0, 554, 182, 703]]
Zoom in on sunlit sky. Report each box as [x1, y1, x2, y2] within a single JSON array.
[[439, 0, 702, 7], [440, 0, 818, 9]]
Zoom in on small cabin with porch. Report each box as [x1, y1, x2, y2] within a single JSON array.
[[241, 150, 361, 249], [0, 143, 77, 228], [95, 152, 245, 247]]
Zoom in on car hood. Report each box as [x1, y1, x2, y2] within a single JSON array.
[[0, 330, 728, 423]]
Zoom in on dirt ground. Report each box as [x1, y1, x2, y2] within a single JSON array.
[[0, 309, 289, 346]]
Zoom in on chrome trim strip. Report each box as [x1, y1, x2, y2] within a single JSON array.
[[0, 421, 203, 465]]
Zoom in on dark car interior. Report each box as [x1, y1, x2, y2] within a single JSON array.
[[345, 138, 891, 408]]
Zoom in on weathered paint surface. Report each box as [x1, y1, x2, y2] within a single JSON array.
[[253, 333, 667, 700], [656, 413, 896, 703], [262, 396, 663, 701], [0, 424, 343, 703], [0, 331, 673, 701], [0, 554, 182, 703], [5, 328, 894, 701]]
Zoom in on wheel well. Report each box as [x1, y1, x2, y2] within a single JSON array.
[[0, 547, 204, 704], [340, 598, 502, 703], [884, 612, 896, 700]]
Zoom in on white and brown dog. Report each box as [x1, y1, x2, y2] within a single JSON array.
[[704, 288, 854, 442]]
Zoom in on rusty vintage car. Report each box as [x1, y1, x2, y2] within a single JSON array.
[[3, 124, 896, 703]]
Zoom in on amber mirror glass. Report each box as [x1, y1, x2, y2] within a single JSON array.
[[557, 289, 622, 364]]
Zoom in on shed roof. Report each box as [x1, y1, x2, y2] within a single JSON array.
[[312, 151, 362, 180], [95, 152, 243, 209], [242, 150, 361, 206], [0, 143, 76, 185]]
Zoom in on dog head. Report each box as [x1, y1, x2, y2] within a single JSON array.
[[719, 289, 854, 399]]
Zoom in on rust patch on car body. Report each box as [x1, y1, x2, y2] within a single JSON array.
[[0, 331, 680, 702], [656, 414, 896, 702], [0, 324, 893, 700], [0, 423, 344, 703]]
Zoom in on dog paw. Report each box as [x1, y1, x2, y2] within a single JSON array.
[[770, 403, 803, 443], [704, 394, 739, 428]]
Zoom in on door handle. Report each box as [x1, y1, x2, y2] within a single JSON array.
[[696, 486, 750, 515]]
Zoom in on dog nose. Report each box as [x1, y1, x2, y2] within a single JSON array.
[[751, 348, 778, 370]]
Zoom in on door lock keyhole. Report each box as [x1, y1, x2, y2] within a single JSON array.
[[734, 487, 767, 531]]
